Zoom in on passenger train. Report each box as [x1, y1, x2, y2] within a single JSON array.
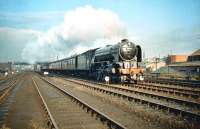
[[41, 39, 144, 83]]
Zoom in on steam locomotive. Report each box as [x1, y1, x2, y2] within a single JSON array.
[[41, 39, 143, 83]]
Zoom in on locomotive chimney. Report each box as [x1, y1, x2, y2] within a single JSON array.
[[121, 39, 129, 42]]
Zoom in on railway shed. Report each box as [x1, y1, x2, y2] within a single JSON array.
[[188, 49, 200, 62]]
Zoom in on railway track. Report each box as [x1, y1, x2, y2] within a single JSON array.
[[1, 73, 53, 129], [0, 75, 15, 86], [56, 76, 200, 123], [135, 82, 200, 99], [0, 74, 22, 104], [0, 76, 7, 81], [33, 76, 126, 129], [32, 77, 59, 129], [144, 78, 200, 88], [61, 77, 200, 108], [56, 74, 200, 99], [0, 73, 26, 126]]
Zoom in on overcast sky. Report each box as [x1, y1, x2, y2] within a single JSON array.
[[0, 0, 199, 63]]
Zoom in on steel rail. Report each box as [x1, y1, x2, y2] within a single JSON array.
[[32, 77, 59, 129], [41, 77, 127, 129], [0, 76, 18, 92], [144, 78, 200, 87], [59, 77, 200, 122], [0, 75, 21, 104], [135, 83, 200, 98], [64, 77, 200, 109], [56, 74, 200, 98]]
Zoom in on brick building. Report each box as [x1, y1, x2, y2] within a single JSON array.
[[166, 55, 188, 64]]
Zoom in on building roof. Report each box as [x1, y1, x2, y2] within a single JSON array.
[[190, 49, 200, 56], [13, 62, 30, 65]]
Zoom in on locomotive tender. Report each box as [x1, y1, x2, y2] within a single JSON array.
[[42, 39, 143, 83]]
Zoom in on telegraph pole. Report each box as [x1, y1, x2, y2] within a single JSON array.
[[197, 68, 200, 80]]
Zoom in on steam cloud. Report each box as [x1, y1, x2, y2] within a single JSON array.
[[21, 5, 127, 63]]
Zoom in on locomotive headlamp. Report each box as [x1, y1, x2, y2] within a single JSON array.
[[112, 68, 116, 74]]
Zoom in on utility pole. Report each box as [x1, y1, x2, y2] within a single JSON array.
[[155, 57, 159, 71], [197, 68, 200, 80], [143, 51, 145, 59], [155, 57, 159, 78]]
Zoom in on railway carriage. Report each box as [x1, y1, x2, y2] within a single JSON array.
[[76, 49, 96, 75], [61, 57, 76, 70], [49, 61, 62, 70]]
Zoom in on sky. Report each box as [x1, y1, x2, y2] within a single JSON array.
[[0, 0, 199, 63]]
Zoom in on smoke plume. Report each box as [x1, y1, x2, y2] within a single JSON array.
[[21, 5, 127, 63]]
